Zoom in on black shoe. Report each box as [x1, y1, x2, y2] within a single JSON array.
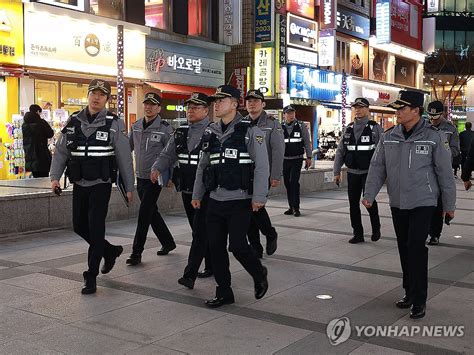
[[427, 236, 439, 245], [395, 295, 412, 309], [266, 235, 278, 256], [178, 277, 195, 289], [371, 230, 381, 242], [81, 271, 96, 295], [284, 208, 294, 215], [126, 254, 141, 266], [205, 295, 235, 308], [157, 244, 176, 256], [255, 266, 269, 300], [293, 210, 301, 217], [101, 245, 123, 274], [348, 236, 365, 244], [410, 304, 426, 319], [197, 269, 213, 278]]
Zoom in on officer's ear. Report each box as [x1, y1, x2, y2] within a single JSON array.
[[232, 98, 239, 109], [262, 101, 266, 109]]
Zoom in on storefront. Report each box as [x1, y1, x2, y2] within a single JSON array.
[[21, 2, 148, 130], [0, 0, 24, 180], [144, 36, 226, 128]]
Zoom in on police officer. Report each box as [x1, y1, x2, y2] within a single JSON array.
[[150, 92, 213, 288], [245, 89, 284, 258], [191, 85, 269, 308], [50, 79, 134, 294], [282, 105, 312, 217], [459, 122, 473, 176], [461, 138, 474, 190], [333, 98, 383, 244], [426, 100, 460, 245], [363, 90, 456, 319], [125, 93, 176, 266]]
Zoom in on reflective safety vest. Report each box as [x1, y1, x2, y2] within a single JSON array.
[[63, 112, 117, 182], [172, 123, 207, 193], [283, 121, 304, 157], [203, 120, 254, 192], [342, 120, 377, 170]]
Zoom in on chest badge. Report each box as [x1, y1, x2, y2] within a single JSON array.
[[415, 145, 429, 155], [67, 127, 75, 134], [151, 133, 161, 142], [256, 135, 264, 144], [96, 131, 108, 141], [361, 135, 370, 143], [224, 148, 238, 159], [294, 132, 301, 137]]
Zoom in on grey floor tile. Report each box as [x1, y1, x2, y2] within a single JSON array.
[[155, 314, 311, 355], [1, 273, 82, 295], [0, 339, 64, 354], [0, 283, 48, 308], [124, 344, 187, 354], [349, 343, 413, 354]]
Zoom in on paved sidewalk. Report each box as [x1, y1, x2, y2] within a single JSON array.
[[0, 181, 472, 354]]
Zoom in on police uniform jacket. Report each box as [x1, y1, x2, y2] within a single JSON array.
[[333, 117, 383, 176], [282, 119, 312, 159], [434, 119, 460, 161], [192, 113, 269, 204], [50, 108, 134, 192], [246, 111, 284, 181], [130, 115, 173, 180], [461, 139, 474, 181], [364, 118, 456, 211], [152, 117, 210, 193]]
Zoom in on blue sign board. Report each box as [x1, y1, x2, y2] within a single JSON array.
[[288, 65, 347, 102], [336, 7, 370, 41], [255, 0, 274, 43]]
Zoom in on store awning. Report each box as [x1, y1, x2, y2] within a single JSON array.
[[145, 82, 215, 99]]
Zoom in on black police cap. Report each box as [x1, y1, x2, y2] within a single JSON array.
[[351, 97, 370, 108], [143, 92, 162, 105], [388, 90, 424, 109], [245, 89, 265, 101], [185, 92, 209, 106], [88, 79, 111, 95], [209, 85, 241, 100], [427, 101, 444, 116], [283, 105, 296, 113]]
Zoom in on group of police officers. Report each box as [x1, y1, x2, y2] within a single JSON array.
[[49, 78, 466, 319]]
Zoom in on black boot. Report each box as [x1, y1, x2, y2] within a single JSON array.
[[284, 208, 294, 215], [81, 271, 96, 295], [101, 245, 123, 274]]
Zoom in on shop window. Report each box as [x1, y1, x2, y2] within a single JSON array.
[[468, 0, 474, 11], [35, 80, 58, 112], [188, 0, 209, 38], [435, 30, 444, 49], [444, 0, 455, 11], [444, 31, 455, 50], [336, 40, 350, 74], [455, 31, 466, 51], [455, 0, 466, 11], [467, 31, 474, 47], [145, 0, 169, 30], [89, 0, 124, 20], [36, 0, 85, 11], [61, 82, 89, 114]]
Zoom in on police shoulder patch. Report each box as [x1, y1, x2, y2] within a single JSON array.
[[256, 135, 264, 144], [161, 120, 170, 126], [444, 140, 450, 151]]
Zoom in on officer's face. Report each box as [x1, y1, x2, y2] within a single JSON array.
[[353, 105, 369, 119], [396, 106, 419, 126], [284, 111, 296, 122], [187, 104, 209, 123], [213, 97, 237, 118], [143, 102, 161, 119], [88, 90, 108, 113], [429, 114, 443, 124], [246, 98, 265, 116]]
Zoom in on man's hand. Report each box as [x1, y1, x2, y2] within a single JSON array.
[[167, 180, 174, 188], [150, 170, 160, 184], [464, 180, 472, 191], [361, 199, 372, 209], [305, 158, 311, 170], [270, 179, 280, 188], [126, 192, 133, 203], [252, 202, 265, 211], [51, 180, 60, 195], [443, 211, 455, 218], [334, 175, 342, 185], [191, 199, 201, 209]]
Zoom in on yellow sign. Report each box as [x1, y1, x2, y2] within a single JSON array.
[[254, 48, 273, 97], [0, 0, 24, 65]]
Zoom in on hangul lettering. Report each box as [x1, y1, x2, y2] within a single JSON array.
[[176, 56, 185, 69], [192, 59, 202, 73], [2, 46, 8, 55], [10, 47, 15, 56], [167, 54, 177, 70], [184, 58, 193, 70]]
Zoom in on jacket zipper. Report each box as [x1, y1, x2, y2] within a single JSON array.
[[146, 138, 149, 152], [426, 172, 433, 192], [408, 149, 412, 169]]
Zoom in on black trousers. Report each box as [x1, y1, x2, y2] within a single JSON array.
[[283, 158, 303, 210], [207, 198, 265, 298], [391, 206, 436, 305], [429, 196, 444, 239], [247, 207, 277, 256], [181, 193, 212, 279], [72, 183, 114, 277], [347, 172, 381, 236], [132, 178, 175, 255], [32, 171, 49, 178]]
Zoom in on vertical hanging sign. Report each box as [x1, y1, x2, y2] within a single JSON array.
[[318, 29, 335, 66], [117, 24, 125, 119], [376, 0, 391, 44], [254, 48, 274, 96], [319, 0, 336, 30], [279, 13, 287, 65], [255, 0, 274, 43]]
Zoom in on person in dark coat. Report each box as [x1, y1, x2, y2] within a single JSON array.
[[22, 104, 54, 177]]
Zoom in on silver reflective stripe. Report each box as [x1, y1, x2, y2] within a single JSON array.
[[414, 141, 436, 145], [239, 152, 250, 157], [180, 125, 189, 128], [189, 161, 198, 165], [357, 145, 376, 151], [210, 153, 220, 159], [190, 155, 199, 159], [383, 140, 400, 144], [76, 146, 114, 151], [178, 154, 189, 158], [210, 160, 220, 165], [71, 152, 115, 157], [289, 138, 302, 142], [284, 139, 290, 143], [346, 146, 356, 151], [239, 159, 253, 164], [178, 160, 188, 164]]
